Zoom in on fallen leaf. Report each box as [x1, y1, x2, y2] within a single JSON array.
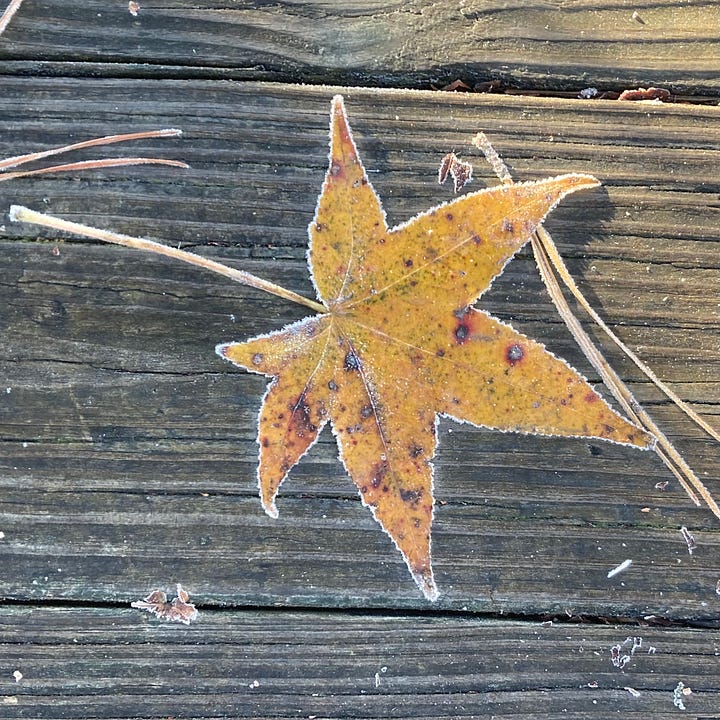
[[438, 152, 473, 193], [617, 87, 671, 102], [131, 584, 198, 624], [216, 96, 652, 600]]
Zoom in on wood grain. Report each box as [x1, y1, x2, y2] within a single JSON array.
[[1, 79, 718, 618], [0, 1, 719, 94], [1, 606, 719, 719]]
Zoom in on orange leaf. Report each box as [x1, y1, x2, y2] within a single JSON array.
[[218, 96, 653, 601]]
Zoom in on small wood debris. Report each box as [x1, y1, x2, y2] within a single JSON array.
[[610, 643, 631, 668], [654, 481, 669, 491], [578, 87, 598, 99], [617, 87, 671, 102], [680, 526, 697, 555], [438, 152, 473, 193], [607, 558, 633, 578], [624, 686, 641, 698], [131, 583, 198, 624], [611, 636, 645, 668], [631, 11, 645, 24], [673, 680, 690, 710], [716, 579, 720, 595], [12, 671, 22, 683], [128, 1, 140, 15]]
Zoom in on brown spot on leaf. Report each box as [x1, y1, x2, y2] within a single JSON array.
[[290, 392, 317, 437], [252, 353, 263, 365], [370, 460, 389, 489], [584, 392, 598, 403], [404, 258, 414, 268]]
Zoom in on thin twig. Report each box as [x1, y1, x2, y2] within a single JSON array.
[[9, 205, 329, 315], [472, 131, 720, 519]]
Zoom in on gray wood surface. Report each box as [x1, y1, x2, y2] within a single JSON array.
[[1, 3, 720, 716], [1, 607, 719, 719], [1, 79, 718, 619], [0, 1, 719, 94]]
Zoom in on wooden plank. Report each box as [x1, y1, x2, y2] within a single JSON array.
[[0, 1, 719, 94], [0, 79, 719, 614], [1, 606, 719, 719]]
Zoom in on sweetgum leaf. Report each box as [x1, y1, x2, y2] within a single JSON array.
[[218, 96, 652, 601]]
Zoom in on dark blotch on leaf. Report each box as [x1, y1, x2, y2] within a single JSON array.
[[252, 353, 263, 365], [344, 349, 361, 372], [400, 488, 423, 504], [454, 324, 469, 343], [506, 343, 524, 365]]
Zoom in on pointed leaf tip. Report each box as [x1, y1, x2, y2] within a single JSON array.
[[262, 498, 279, 519], [561, 172, 601, 192], [415, 572, 439, 602]]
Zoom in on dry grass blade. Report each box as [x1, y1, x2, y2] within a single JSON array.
[[472, 131, 720, 520], [0, 0, 23, 36], [8, 206, 328, 314], [0, 129, 189, 179]]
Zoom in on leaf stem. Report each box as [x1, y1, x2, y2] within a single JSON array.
[[9, 206, 328, 315]]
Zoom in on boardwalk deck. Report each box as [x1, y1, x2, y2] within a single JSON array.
[[0, 3, 719, 719]]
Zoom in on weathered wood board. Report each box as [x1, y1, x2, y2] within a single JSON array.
[[1, 79, 718, 623], [0, 1, 719, 94], [1, 607, 720, 719]]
